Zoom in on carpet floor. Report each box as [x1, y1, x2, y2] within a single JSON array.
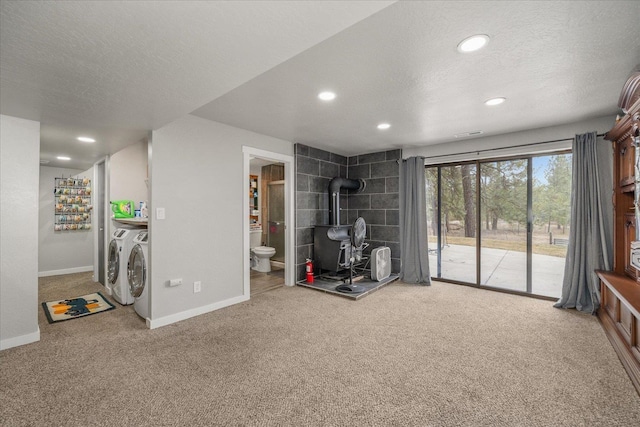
[[1, 272, 639, 426]]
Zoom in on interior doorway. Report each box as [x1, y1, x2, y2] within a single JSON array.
[[249, 159, 285, 295], [93, 157, 108, 285], [243, 147, 295, 297]]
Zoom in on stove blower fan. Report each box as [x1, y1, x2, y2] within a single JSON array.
[[335, 217, 367, 294]]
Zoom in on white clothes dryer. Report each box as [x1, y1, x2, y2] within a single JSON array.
[[127, 231, 149, 320], [107, 228, 136, 305]]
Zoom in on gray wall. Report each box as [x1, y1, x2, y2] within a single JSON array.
[[294, 144, 401, 280], [39, 165, 95, 276], [346, 150, 401, 273], [150, 115, 293, 324], [294, 143, 347, 280], [109, 140, 149, 237], [404, 115, 616, 162], [1, 115, 40, 350]]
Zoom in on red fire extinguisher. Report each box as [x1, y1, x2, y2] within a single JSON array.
[[306, 259, 314, 283]]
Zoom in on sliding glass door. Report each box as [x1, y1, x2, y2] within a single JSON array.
[[480, 160, 528, 292], [426, 168, 439, 275], [426, 165, 477, 284], [443, 165, 477, 282], [426, 152, 571, 298], [531, 155, 571, 297]]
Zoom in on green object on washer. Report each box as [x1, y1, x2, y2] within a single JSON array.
[[111, 200, 135, 218]]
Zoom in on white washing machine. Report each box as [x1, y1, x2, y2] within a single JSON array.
[[107, 228, 136, 305], [127, 231, 149, 320]]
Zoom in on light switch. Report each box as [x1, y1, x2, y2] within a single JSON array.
[[156, 207, 165, 220]]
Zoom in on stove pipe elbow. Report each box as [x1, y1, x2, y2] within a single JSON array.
[[328, 177, 365, 225]]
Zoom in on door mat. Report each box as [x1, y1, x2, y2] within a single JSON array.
[[42, 292, 115, 324]]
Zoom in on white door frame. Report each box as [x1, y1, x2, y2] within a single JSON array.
[[242, 146, 295, 296], [93, 156, 110, 289]]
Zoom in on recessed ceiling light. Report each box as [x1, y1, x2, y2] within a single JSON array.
[[57, 156, 71, 161], [77, 136, 95, 143], [484, 97, 506, 106], [457, 34, 490, 53], [377, 123, 391, 130], [318, 91, 336, 101]]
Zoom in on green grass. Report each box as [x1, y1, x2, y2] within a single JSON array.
[[428, 236, 568, 257]]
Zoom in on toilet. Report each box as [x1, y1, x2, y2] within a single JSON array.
[[250, 228, 276, 272]]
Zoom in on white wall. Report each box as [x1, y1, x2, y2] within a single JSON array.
[[109, 140, 148, 235], [0, 115, 40, 350], [38, 165, 95, 276], [403, 115, 616, 163], [149, 115, 293, 327]]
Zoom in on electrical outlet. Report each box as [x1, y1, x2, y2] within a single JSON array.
[[194, 281, 202, 293]]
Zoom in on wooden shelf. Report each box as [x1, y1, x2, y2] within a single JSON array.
[[114, 217, 148, 227], [597, 270, 640, 317], [249, 174, 259, 225]]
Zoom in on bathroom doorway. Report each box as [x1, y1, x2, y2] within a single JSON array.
[[250, 159, 285, 295], [243, 147, 294, 297]]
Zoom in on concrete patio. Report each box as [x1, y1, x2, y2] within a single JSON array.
[[428, 244, 565, 298]]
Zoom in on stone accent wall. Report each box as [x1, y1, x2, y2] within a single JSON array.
[[294, 143, 347, 280], [295, 143, 402, 280], [346, 150, 401, 273]]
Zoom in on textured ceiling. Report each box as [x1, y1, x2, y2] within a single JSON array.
[[1, 1, 639, 168], [193, 1, 640, 156], [0, 0, 393, 169]]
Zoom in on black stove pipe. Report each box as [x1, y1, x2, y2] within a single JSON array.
[[328, 177, 365, 225]]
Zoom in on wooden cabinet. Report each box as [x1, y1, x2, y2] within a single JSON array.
[[260, 164, 284, 243], [610, 101, 640, 280], [249, 175, 259, 225], [597, 83, 640, 394], [618, 136, 636, 188], [619, 303, 634, 343], [597, 272, 640, 394], [624, 213, 638, 279], [636, 321, 640, 359]]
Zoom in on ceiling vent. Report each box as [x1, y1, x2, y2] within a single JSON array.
[[454, 131, 483, 138]]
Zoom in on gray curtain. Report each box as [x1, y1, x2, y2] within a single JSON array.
[[399, 156, 431, 284], [554, 132, 613, 314]]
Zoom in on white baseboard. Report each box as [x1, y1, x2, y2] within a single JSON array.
[[0, 328, 40, 351], [38, 266, 93, 277], [147, 294, 249, 329]]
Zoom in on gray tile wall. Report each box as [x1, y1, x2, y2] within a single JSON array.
[[294, 143, 347, 280], [295, 143, 402, 280], [346, 150, 401, 273]]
